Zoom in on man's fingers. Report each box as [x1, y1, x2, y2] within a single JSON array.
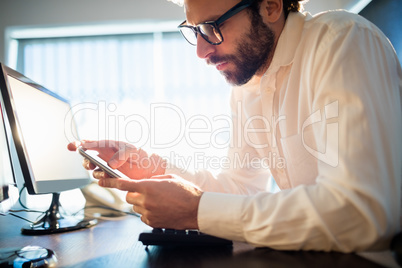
[[67, 141, 80, 151], [83, 158, 96, 170], [98, 177, 143, 192], [108, 146, 146, 169], [68, 140, 104, 152], [81, 140, 105, 151], [108, 152, 130, 169], [92, 169, 111, 179], [132, 204, 146, 216], [150, 174, 172, 179], [140, 215, 150, 226], [126, 191, 143, 205]]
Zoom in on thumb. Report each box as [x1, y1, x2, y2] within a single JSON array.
[[67, 141, 80, 151], [150, 174, 173, 179], [108, 146, 147, 169]]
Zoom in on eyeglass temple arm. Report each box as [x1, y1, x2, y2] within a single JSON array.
[[216, 0, 257, 25], [177, 0, 256, 28]]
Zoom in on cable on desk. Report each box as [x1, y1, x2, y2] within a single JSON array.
[[73, 205, 141, 220], [3, 185, 140, 223], [17, 185, 29, 210], [0, 211, 38, 224]]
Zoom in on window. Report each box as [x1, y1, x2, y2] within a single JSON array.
[[9, 22, 232, 174]]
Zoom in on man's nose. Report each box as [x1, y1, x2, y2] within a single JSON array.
[[196, 34, 216, 59]]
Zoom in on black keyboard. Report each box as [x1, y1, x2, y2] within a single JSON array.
[[138, 228, 233, 247]]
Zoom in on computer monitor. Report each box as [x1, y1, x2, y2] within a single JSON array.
[[0, 63, 96, 234]]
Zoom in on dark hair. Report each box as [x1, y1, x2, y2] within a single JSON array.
[[283, 0, 303, 17], [249, 0, 304, 19]]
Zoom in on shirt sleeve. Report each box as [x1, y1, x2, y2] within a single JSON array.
[[198, 14, 402, 252]]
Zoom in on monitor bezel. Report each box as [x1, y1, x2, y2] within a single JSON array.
[[0, 107, 14, 204], [0, 65, 21, 193]]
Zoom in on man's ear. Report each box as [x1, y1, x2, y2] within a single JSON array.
[[260, 0, 283, 24]]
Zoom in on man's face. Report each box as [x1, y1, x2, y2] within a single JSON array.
[[184, 0, 275, 86]]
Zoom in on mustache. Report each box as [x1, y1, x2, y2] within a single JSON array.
[[207, 54, 236, 65]]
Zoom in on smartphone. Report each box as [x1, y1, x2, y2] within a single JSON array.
[[78, 147, 130, 179]]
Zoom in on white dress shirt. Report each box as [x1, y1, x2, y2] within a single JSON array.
[[166, 11, 402, 252]]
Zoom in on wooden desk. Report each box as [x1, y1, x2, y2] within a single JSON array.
[[0, 210, 398, 268]]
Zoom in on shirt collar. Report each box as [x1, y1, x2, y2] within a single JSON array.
[[265, 11, 309, 74], [236, 12, 309, 93]]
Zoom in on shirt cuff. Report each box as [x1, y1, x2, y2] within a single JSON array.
[[197, 192, 246, 242]]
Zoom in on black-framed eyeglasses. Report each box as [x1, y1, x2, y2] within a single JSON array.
[[178, 0, 257, 46]]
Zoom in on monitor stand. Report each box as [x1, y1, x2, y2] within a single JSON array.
[[21, 192, 97, 235]]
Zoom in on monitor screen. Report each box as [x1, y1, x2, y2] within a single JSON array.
[[0, 64, 90, 195]]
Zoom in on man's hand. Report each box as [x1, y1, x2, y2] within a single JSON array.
[[68, 140, 166, 180], [99, 174, 203, 230]]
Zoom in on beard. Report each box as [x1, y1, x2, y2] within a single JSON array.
[[209, 11, 276, 86]]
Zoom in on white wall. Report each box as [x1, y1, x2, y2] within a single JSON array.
[[0, 0, 185, 63]]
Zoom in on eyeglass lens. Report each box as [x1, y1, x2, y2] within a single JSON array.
[[199, 24, 222, 44], [180, 24, 222, 45]]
